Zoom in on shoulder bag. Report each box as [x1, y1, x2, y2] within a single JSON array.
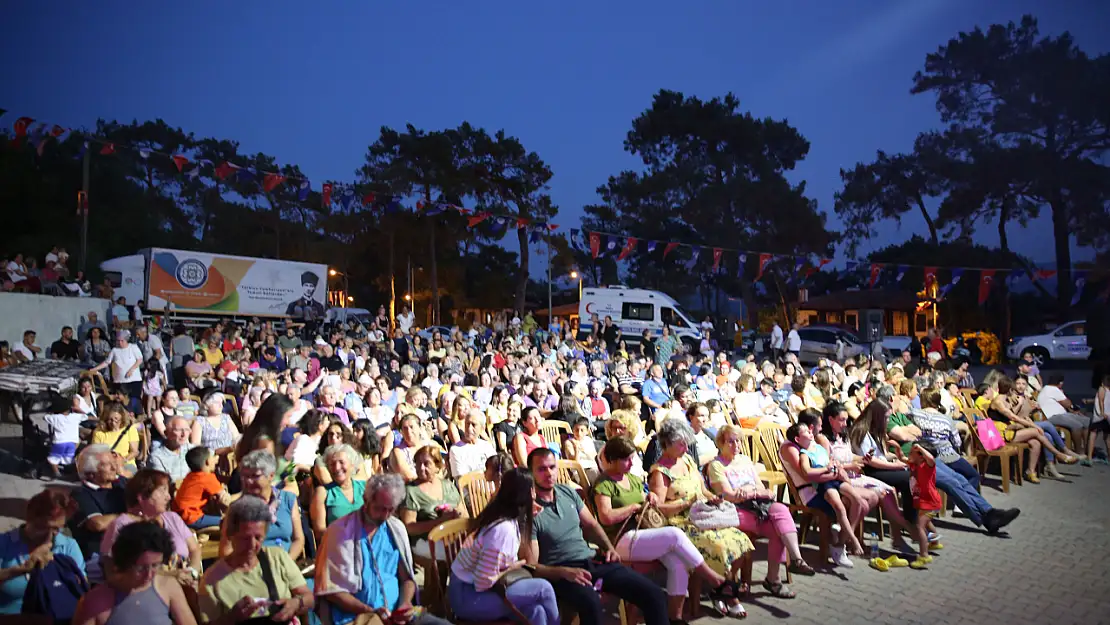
[[689, 500, 740, 531], [239, 548, 300, 625]]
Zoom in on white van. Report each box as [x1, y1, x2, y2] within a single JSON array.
[[577, 286, 701, 347]]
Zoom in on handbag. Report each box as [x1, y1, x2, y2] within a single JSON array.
[[977, 419, 1006, 452], [240, 549, 299, 625], [737, 497, 775, 522], [689, 500, 740, 531]]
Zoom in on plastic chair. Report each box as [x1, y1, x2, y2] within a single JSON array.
[[965, 414, 1023, 493], [556, 459, 591, 490], [427, 519, 520, 625], [753, 423, 789, 500], [458, 471, 498, 517], [539, 419, 570, 446]]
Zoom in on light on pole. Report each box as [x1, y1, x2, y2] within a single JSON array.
[[570, 270, 582, 300]]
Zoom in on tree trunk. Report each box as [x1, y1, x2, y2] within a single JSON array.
[[997, 199, 1010, 254], [1050, 198, 1072, 319], [426, 186, 439, 325], [915, 197, 939, 245], [515, 217, 529, 314]]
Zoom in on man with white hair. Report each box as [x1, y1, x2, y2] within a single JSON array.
[[316, 474, 451, 625], [448, 411, 496, 478], [89, 329, 144, 411], [69, 444, 127, 559], [148, 416, 194, 482], [343, 373, 375, 420]]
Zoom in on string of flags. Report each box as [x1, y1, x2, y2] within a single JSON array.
[[569, 228, 1106, 305], [4, 108, 1105, 304]]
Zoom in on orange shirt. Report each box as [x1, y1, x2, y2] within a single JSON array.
[[172, 471, 223, 524]]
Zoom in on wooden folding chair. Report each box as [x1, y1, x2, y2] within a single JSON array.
[[427, 519, 525, 625], [556, 459, 591, 490], [754, 423, 789, 500], [539, 419, 570, 447], [457, 471, 497, 517]]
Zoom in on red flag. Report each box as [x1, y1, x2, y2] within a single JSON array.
[[618, 237, 638, 261], [214, 161, 234, 180], [362, 192, 376, 206], [805, 258, 832, 279], [467, 211, 491, 228], [754, 253, 772, 282], [172, 155, 189, 172], [712, 248, 723, 272], [589, 232, 602, 259], [978, 270, 996, 305], [50, 124, 66, 138], [99, 143, 115, 155], [416, 200, 425, 210], [547, 223, 559, 231], [869, 263, 884, 289], [322, 183, 333, 207], [923, 266, 938, 287], [516, 217, 530, 230], [663, 242, 679, 259], [263, 173, 285, 192], [1034, 269, 1057, 281], [13, 117, 33, 138]]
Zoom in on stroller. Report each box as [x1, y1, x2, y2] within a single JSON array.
[[21, 392, 67, 480]]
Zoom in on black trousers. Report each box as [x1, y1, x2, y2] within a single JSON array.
[[863, 466, 917, 522], [548, 559, 668, 625]]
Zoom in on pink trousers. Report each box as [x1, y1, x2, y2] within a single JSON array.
[[735, 501, 795, 564]]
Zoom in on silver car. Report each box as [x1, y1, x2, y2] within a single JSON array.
[[796, 326, 866, 364]]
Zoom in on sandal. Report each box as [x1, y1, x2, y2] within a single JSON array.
[[709, 580, 741, 602], [737, 581, 750, 597], [787, 560, 816, 576], [762, 580, 796, 599]]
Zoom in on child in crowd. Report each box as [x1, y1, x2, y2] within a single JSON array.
[[172, 446, 230, 529], [894, 441, 943, 570], [974, 382, 995, 414], [43, 396, 85, 477], [142, 358, 166, 418], [563, 417, 599, 481], [483, 452, 515, 488]]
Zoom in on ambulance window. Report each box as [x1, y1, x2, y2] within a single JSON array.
[[622, 303, 654, 322], [661, 307, 688, 328]]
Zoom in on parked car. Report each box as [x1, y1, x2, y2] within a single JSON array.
[[796, 325, 866, 364], [417, 325, 455, 341], [1006, 320, 1090, 367]]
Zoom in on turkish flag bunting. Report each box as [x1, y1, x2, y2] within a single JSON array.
[[663, 242, 679, 259], [924, 266, 938, 286], [263, 173, 285, 192], [517, 218, 530, 230], [99, 143, 115, 155], [321, 183, 333, 207], [712, 248, 723, 272], [978, 270, 996, 305], [805, 258, 832, 279], [754, 253, 772, 282], [467, 212, 491, 228], [618, 237, 638, 261], [589, 232, 602, 259], [869, 263, 884, 289], [362, 192, 376, 206], [172, 155, 189, 172], [50, 125, 66, 137], [13, 117, 33, 137], [1035, 269, 1057, 281], [214, 162, 235, 180]]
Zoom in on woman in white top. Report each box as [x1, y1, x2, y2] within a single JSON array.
[[448, 468, 558, 625], [284, 410, 328, 473]]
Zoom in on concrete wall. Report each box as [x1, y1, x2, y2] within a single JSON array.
[[0, 293, 111, 350]]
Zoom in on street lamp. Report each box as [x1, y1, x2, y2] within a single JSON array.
[[403, 293, 411, 302], [569, 270, 582, 300], [329, 268, 349, 307]]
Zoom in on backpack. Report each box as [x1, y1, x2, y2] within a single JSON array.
[[22, 552, 89, 624]]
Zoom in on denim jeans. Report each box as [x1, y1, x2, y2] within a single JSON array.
[[187, 514, 222, 530], [1034, 421, 1066, 462], [449, 571, 559, 625], [943, 457, 981, 492], [934, 460, 991, 526]]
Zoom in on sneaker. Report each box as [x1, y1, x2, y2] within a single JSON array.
[[1081, 458, 1093, 467], [831, 545, 854, 568], [883, 554, 910, 568], [869, 557, 890, 572], [909, 556, 932, 570], [926, 531, 940, 543], [928, 542, 944, 551], [1045, 464, 1063, 479]]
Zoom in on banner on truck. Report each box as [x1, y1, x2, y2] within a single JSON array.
[[147, 248, 328, 317]]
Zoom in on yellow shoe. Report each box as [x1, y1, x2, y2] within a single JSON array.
[[869, 557, 890, 572], [1025, 471, 1041, 484], [928, 542, 944, 551], [884, 554, 910, 568], [910, 556, 932, 570]]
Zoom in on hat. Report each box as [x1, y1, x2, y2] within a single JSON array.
[[357, 373, 373, 385], [300, 271, 319, 286], [314, 337, 327, 346]]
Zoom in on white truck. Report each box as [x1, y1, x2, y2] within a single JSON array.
[[1006, 320, 1090, 367], [100, 248, 329, 319], [577, 286, 702, 348]]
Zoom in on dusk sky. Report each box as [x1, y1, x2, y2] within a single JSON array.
[[3, 1, 1107, 268]]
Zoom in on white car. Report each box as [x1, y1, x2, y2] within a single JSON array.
[[1006, 320, 1090, 367]]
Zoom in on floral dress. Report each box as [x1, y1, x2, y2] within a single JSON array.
[[650, 455, 753, 577]]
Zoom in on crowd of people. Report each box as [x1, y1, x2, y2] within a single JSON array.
[[1, 305, 1107, 625]]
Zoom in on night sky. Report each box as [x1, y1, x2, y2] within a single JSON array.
[[3, 1, 1107, 267]]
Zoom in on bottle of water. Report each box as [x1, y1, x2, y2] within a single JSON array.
[[870, 541, 880, 559]]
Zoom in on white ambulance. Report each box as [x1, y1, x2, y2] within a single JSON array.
[[577, 286, 702, 347]]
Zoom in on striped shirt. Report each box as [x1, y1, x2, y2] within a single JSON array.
[[450, 519, 521, 591]]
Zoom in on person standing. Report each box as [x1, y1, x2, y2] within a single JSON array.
[[89, 330, 144, 411], [786, 324, 801, 361], [770, 321, 784, 361]]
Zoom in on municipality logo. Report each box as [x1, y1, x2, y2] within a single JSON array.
[[176, 259, 209, 289]]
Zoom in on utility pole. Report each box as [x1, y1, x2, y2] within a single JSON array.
[[79, 147, 90, 273], [546, 235, 553, 330]]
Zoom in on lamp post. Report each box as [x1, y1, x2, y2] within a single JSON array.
[[570, 270, 583, 300], [329, 268, 349, 308]]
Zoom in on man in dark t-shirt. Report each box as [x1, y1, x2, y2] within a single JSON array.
[[69, 446, 128, 558], [49, 326, 80, 361]]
